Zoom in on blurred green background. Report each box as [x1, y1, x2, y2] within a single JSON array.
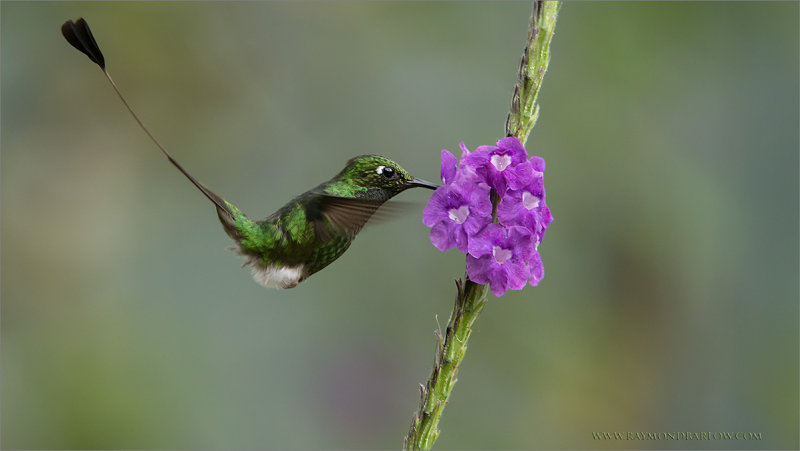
[[2, 1, 797, 449]]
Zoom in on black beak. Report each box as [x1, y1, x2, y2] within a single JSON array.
[[407, 177, 439, 190]]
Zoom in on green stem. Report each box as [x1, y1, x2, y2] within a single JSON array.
[[404, 2, 560, 449], [404, 280, 487, 450], [506, 0, 561, 142]]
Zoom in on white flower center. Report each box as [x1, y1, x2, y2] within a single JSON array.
[[522, 191, 540, 210], [490, 154, 512, 171], [492, 246, 512, 264], [448, 205, 470, 224]]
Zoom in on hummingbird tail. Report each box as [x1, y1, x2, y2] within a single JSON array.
[[61, 18, 234, 222], [61, 18, 105, 69]]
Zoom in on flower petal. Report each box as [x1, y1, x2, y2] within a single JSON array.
[[506, 226, 534, 262], [440, 149, 457, 184], [463, 212, 491, 237], [530, 155, 545, 172], [506, 160, 534, 191], [496, 192, 523, 227], [458, 142, 471, 160], [496, 136, 528, 163], [429, 221, 455, 252], [465, 254, 493, 284], [528, 252, 544, 286], [488, 267, 510, 297], [505, 260, 530, 291], [468, 223, 502, 257], [422, 187, 450, 226], [453, 225, 470, 254]]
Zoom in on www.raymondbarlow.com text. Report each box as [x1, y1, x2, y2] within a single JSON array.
[[592, 432, 762, 441]]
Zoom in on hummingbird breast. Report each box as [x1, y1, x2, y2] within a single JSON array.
[[228, 196, 357, 289], [244, 254, 305, 289]]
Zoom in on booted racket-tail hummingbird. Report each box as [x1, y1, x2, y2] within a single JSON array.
[[61, 18, 437, 289]]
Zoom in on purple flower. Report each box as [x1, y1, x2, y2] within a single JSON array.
[[424, 138, 552, 295], [441, 144, 482, 186], [497, 175, 553, 242], [423, 180, 492, 253], [465, 224, 533, 296], [465, 137, 535, 195]]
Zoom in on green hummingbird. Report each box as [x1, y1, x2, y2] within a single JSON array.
[[61, 18, 437, 289]]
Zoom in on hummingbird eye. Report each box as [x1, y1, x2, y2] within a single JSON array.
[[376, 165, 396, 179]]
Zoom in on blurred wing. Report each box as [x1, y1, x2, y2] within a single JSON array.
[[314, 196, 383, 241], [362, 200, 416, 224]]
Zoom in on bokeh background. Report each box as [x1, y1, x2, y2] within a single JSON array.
[[2, 2, 797, 449]]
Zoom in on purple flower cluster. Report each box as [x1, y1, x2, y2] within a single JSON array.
[[423, 137, 552, 296]]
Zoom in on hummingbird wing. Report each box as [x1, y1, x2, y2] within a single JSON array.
[[313, 196, 385, 242]]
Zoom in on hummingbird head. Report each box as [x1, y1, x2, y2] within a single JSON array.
[[334, 155, 438, 200]]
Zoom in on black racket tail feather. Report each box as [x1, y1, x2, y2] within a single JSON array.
[[60, 17, 233, 221], [61, 18, 105, 69]]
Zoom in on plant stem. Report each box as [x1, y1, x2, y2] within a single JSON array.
[[404, 279, 487, 450], [506, 0, 561, 142], [404, 2, 560, 449]]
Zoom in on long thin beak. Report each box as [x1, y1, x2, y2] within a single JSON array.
[[407, 177, 439, 190]]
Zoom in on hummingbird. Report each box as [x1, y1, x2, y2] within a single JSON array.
[[61, 18, 437, 289]]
